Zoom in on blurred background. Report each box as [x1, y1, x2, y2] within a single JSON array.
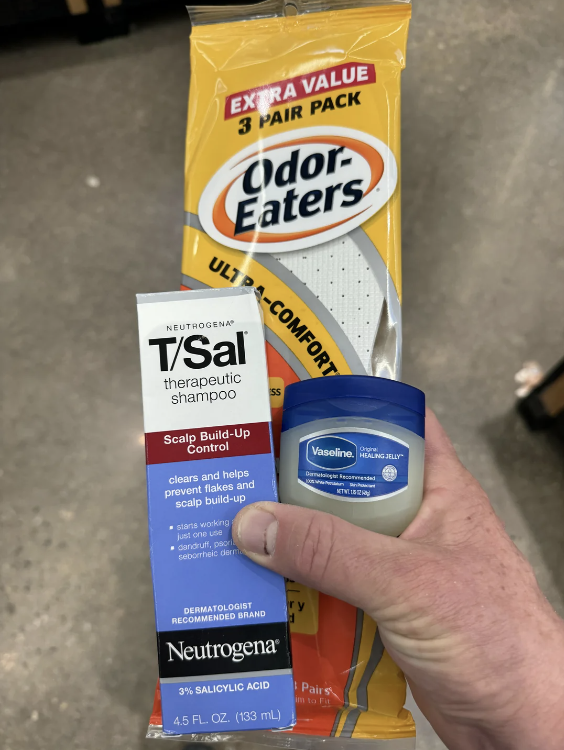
[[1, 1, 563, 748]]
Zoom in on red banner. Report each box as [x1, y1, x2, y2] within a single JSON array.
[[145, 422, 272, 465], [225, 62, 376, 120]]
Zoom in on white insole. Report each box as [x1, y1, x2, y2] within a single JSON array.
[[272, 234, 385, 374]]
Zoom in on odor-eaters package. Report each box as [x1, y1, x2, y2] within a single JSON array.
[[151, 0, 415, 746], [137, 288, 295, 736]]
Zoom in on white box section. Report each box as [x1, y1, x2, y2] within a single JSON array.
[[137, 288, 272, 434]]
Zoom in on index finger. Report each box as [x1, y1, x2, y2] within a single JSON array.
[[401, 408, 484, 541], [423, 407, 467, 493]]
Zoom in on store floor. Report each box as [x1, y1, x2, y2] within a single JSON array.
[[1, 3, 563, 749]]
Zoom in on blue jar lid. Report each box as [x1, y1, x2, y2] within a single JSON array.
[[283, 375, 425, 416]]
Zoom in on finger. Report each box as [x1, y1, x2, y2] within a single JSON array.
[[424, 408, 467, 493], [402, 408, 490, 541], [232, 501, 414, 616]]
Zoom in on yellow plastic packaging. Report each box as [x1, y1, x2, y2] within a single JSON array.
[[149, 0, 415, 746]]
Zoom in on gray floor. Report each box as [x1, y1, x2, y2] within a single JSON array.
[[1, 2, 564, 749]]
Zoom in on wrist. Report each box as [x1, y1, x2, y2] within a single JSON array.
[[469, 613, 564, 750]]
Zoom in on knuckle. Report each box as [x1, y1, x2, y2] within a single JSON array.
[[295, 512, 337, 586]]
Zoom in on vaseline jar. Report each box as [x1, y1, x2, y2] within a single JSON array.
[[278, 376, 425, 537]]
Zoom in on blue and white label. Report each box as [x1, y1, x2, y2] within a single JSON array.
[[146, 452, 295, 734], [298, 428, 409, 501], [306, 435, 357, 470]]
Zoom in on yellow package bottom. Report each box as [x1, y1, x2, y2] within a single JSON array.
[[177, 2, 414, 744]]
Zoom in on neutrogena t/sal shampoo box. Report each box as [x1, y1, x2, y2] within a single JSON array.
[[136, 287, 295, 736]]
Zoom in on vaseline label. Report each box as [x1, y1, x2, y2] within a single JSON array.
[[297, 428, 408, 501]]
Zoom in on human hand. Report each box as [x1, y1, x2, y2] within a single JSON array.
[[232, 409, 564, 750]]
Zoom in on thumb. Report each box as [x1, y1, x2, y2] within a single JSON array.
[[232, 502, 413, 616]]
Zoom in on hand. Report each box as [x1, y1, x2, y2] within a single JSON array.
[[232, 409, 564, 750]]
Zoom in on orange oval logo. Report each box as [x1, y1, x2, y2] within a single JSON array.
[[199, 127, 397, 253]]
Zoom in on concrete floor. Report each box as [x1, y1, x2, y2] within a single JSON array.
[[1, 2, 564, 749]]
